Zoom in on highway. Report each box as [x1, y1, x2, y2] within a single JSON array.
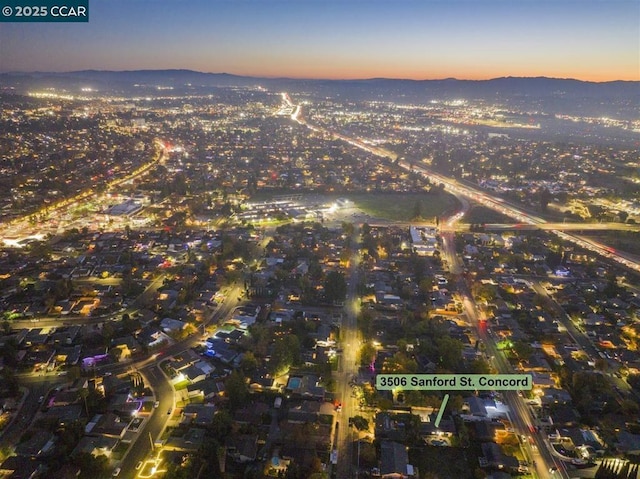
[[284, 92, 640, 275], [401, 162, 640, 275], [441, 227, 567, 479], [282, 93, 582, 478], [458, 222, 640, 232], [0, 139, 166, 247], [333, 221, 638, 234]]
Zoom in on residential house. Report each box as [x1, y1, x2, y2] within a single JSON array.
[[480, 442, 519, 472], [0, 456, 42, 479], [14, 431, 56, 458], [380, 440, 416, 479], [164, 428, 207, 452], [182, 404, 217, 426], [85, 412, 129, 439], [226, 434, 259, 463], [72, 435, 120, 458]]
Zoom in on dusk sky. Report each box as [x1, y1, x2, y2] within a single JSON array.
[[1, 0, 638, 81]]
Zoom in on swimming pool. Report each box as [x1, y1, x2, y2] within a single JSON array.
[[287, 377, 302, 389]]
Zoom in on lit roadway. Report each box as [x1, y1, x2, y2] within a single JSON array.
[[457, 222, 640, 232], [438, 190, 565, 479], [341, 221, 639, 234], [106, 282, 244, 479], [284, 93, 577, 479], [5, 282, 244, 479], [0, 139, 166, 246], [399, 162, 640, 275], [6, 230, 265, 477], [440, 226, 566, 479], [283, 93, 640, 275], [334, 229, 362, 479]]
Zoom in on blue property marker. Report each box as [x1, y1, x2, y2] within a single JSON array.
[[434, 394, 449, 427]]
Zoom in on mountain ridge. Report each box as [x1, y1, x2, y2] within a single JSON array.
[[2, 68, 637, 85], [2, 70, 637, 118]]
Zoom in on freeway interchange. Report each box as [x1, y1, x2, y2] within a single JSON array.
[[3, 93, 637, 479], [285, 93, 640, 479]]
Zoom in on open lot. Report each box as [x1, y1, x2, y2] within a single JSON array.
[[347, 192, 459, 222], [250, 190, 460, 223]]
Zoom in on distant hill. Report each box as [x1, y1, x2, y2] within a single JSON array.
[[1, 69, 638, 117], [0, 69, 256, 91]]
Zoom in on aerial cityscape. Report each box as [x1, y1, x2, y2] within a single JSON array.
[[1, 1, 639, 479]]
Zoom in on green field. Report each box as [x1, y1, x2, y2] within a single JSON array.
[[250, 190, 460, 222], [348, 192, 459, 222]]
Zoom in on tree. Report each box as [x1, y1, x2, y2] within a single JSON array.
[[357, 309, 373, 337], [109, 346, 123, 363], [358, 441, 377, 469], [358, 342, 376, 366], [467, 358, 492, 374], [122, 314, 141, 334], [595, 357, 609, 372], [341, 222, 354, 236], [224, 370, 248, 410], [473, 468, 488, 479], [472, 283, 497, 302], [324, 271, 347, 304], [351, 415, 369, 431], [208, 410, 232, 441], [539, 187, 552, 212], [74, 452, 109, 479], [419, 278, 434, 298], [0, 338, 18, 368], [383, 352, 418, 374], [240, 351, 258, 374], [246, 323, 269, 357], [435, 336, 462, 371], [512, 340, 533, 361], [0, 368, 19, 397], [271, 335, 301, 374], [309, 456, 323, 475], [449, 394, 465, 412], [164, 460, 197, 479], [101, 322, 116, 347]]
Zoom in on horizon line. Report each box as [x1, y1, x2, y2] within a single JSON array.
[[1, 69, 638, 84]]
